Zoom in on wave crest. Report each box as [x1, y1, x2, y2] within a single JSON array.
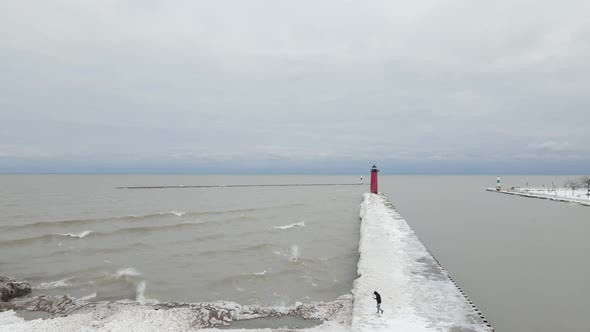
[[114, 267, 142, 279], [35, 277, 74, 290], [274, 221, 305, 230], [57, 230, 93, 238]]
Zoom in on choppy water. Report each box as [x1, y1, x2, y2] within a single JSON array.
[[0, 175, 364, 306], [1, 174, 589, 332]]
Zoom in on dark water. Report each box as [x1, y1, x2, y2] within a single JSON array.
[[1, 174, 588, 331], [381, 175, 590, 332]]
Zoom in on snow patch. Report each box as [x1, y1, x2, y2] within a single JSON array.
[[0, 296, 352, 331], [0, 310, 25, 326]]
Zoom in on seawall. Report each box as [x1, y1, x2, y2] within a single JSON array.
[[486, 188, 590, 206], [352, 193, 494, 332]]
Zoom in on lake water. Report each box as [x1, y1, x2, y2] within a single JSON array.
[[1, 174, 589, 331]]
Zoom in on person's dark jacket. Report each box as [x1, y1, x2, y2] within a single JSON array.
[[373, 291, 381, 303]]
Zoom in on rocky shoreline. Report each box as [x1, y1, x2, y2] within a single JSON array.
[[0, 275, 352, 330]]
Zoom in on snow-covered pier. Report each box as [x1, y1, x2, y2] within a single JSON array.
[[353, 193, 493, 332], [486, 188, 590, 206]]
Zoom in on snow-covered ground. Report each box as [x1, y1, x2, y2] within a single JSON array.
[[488, 187, 590, 206], [0, 194, 493, 332], [0, 298, 352, 332]]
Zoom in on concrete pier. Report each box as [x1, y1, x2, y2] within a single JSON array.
[[353, 193, 493, 332], [486, 188, 590, 206]]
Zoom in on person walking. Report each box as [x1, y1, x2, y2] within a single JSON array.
[[373, 291, 384, 314]]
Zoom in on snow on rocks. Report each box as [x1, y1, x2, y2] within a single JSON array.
[[0, 295, 353, 331], [352, 193, 493, 332]]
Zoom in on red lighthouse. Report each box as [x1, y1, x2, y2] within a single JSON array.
[[370, 164, 379, 194]]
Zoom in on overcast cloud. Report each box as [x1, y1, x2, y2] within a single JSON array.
[[1, 0, 589, 173]]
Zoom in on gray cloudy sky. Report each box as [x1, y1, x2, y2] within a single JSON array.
[[1, 0, 589, 173]]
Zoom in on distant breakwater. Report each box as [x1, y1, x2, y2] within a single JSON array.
[[118, 183, 364, 189], [486, 188, 590, 207]]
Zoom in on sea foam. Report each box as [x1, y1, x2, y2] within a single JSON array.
[[114, 267, 142, 279], [80, 292, 97, 300], [289, 245, 299, 262], [168, 211, 186, 217], [274, 221, 305, 230], [56, 230, 93, 238], [35, 277, 74, 290], [136, 281, 159, 305]]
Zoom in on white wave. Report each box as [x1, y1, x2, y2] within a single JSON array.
[[136, 281, 146, 303], [274, 221, 305, 230], [289, 245, 299, 262], [80, 292, 97, 300], [136, 281, 159, 305], [35, 277, 73, 290], [114, 267, 142, 279], [56, 230, 93, 238], [180, 220, 200, 225], [253, 270, 267, 276], [169, 211, 186, 217]]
